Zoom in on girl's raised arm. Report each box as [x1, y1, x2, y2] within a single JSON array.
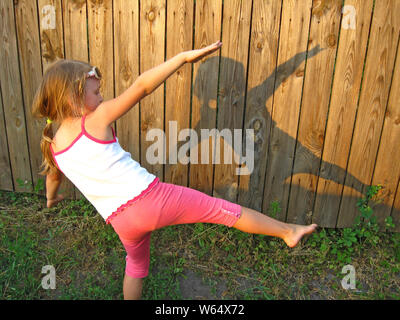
[[92, 41, 222, 127]]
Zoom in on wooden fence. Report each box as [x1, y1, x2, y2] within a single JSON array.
[[1, 0, 400, 231]]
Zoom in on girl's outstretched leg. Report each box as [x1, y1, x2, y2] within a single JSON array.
[[123, 274, 143, 300], [232, 206, 317, 248]]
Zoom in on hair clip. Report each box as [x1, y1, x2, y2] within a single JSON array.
[[86, 66, 102, 80], [47, 118, 53, 124]]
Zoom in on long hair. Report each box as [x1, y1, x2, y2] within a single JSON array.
[[31, 59, 100, 176]]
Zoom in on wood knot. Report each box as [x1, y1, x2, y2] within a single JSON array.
[[253, 119, 261, 130], [15, 116, 21, 128], [121, 63, 132, 82], [296, 69, 304, 77], [148, 10, 155, 21], [141, 121, 149, 131], [89, 0, 104, 7], [326, 34, 336, 48], [312, 0, 327, 18]]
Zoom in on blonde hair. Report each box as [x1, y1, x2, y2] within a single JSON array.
[[31, 59, 101, 176]]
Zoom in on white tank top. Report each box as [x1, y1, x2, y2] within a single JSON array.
[[50, 114, 159, 223]]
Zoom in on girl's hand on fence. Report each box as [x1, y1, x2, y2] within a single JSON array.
[[184, 41, 222, 63], [47, 194, 65, 208]]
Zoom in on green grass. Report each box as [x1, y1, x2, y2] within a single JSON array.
[[1, 183, 399, 300]]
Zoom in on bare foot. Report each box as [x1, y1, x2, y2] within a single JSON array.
[[283, 223, 318, 248]]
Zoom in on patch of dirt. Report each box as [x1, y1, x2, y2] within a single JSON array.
[[178, 270, 228, 300]]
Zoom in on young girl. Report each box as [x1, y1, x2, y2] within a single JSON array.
[[32, 40, 317, 300]]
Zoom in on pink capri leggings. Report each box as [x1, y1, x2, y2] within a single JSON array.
[[108, 179, 242, 278]]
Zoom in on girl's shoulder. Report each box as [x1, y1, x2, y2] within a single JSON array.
[[51, 118, 82, 154], [52, 115, 114, 153]]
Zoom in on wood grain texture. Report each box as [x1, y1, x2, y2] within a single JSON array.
[[188, 0, 222, 195], [370, 33, 400, 231], [337, 0, 400, 228], [0, 0, 32, 192], [140, 0, 166, 180], [164, 0, 194, 186], [38, 0, 64, 70], [262, 0, 313, 222], [314, 0, 374, 228], [212, 0, 252, 202], [237, 0, 282, 212], [14, 0, 46, 196], [286, 0, 342, 225], [0, 83, 12, 190], [63, 0, 88, 62], [87, 0, 114, 115]]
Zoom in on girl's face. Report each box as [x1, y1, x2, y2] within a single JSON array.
[[84, 78, 103, 113]]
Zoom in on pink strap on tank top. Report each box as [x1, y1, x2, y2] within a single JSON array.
[[81, 114, 116, 143]]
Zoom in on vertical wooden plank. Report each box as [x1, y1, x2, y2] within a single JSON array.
[[37, 0, 75, 199], [0, 85, 13, 190], [286, 0, 342, 225], [237, 0, 282, 211], [188, 0, 222, 195], [212, 0, 252, 202], [262, 0, 313, 222], [14, 0, 41, 194], [164, 0, 194, 186], [313, 0, 374, 228], [87, 0, 114, 126], [62, 0, 88, 199], [38, 0, 64, 71], [0, 0, 32, 192], [140, 0, 166, 180], [370, 35, 400, 229], [337, 0, 400, 228], [63, 0, 88, 62], [113, 0, 140, 163], [14, 0, 46, 196]]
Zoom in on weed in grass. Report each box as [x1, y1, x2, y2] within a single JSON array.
[[309, 184, 389, 267], [268, 200, 281, 219]]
